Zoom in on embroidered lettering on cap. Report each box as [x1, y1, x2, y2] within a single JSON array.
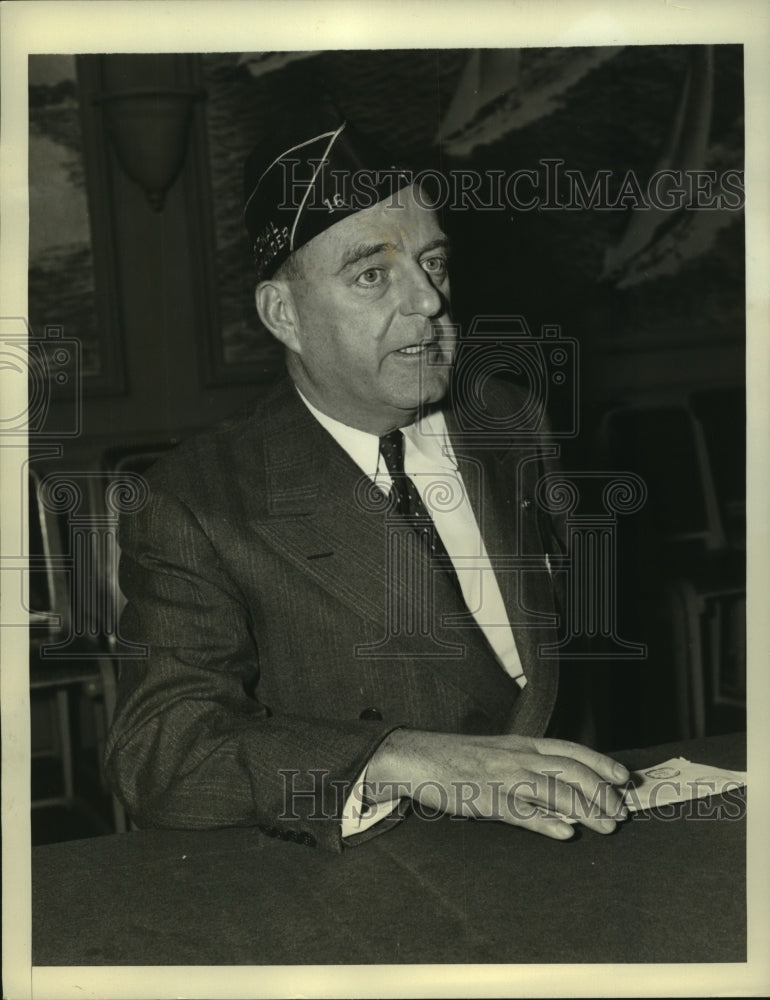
[[243, 113, 416, 280], [323, 192, 348, 213], [253, 221, 290, 273]]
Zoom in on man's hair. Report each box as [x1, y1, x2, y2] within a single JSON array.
[[267, 248, 304, 284]]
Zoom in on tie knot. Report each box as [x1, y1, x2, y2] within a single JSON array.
[[379, 429, 405, 477]]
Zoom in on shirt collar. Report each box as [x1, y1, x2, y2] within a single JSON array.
[[402, 406, 457, 471], [295, 387, 456, 480]]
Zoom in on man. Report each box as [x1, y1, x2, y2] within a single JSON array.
[[105, 118, 629, 851]]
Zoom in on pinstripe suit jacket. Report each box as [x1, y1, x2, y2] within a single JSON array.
[[105, 376, 564, 851]]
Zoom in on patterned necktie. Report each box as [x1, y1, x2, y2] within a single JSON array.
[[378, 429, 450, 560], [379, 431, 499, 669]]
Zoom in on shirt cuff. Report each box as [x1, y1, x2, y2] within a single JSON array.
[[340, 762, 402, 837]]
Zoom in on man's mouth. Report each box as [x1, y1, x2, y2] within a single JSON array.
[[396, 340, 436, 356]]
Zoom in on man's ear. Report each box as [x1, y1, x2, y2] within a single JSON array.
[[255, 280, 302, 353]]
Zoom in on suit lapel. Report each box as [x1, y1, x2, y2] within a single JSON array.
[[446, 401, 559, 733], [249, 381, 469, 640], [249, 380, 392, 627], [247, 380, 519, 720]]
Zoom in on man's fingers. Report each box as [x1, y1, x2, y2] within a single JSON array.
[[524, 812, 575, 841], [535, 738, 630, 785], [494, 790, 576, 839], [517, 771, 626, 832], [531, 739, 632, 827], [388, 732, 632, 839], [538, 809, 619, 836], [496, 771, 619, 835]]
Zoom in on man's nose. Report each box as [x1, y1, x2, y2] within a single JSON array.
[[399, 262, 446, 318]]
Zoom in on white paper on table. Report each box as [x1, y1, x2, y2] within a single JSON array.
[[622, 756, 746, 812], [548, 757, 746, 824]]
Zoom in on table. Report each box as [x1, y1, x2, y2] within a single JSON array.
[[32, 732, 746, 965]]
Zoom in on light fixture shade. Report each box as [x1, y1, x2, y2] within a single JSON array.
[[96, 88, 204, 211]]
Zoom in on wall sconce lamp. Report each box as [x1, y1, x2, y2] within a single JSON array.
[[95, 87, 206, 211]]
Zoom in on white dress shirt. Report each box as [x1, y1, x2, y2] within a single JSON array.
[[296, 388, 526, 835]]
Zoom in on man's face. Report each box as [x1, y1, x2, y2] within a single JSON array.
[[281, 185, 455, 434]]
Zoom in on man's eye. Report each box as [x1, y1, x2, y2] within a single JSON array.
[[355, 268, 384, 287], [421, 255, 448, 278]]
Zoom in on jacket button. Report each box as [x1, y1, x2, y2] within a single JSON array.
[[359, 707, 383, 721], [299, 832, 316, 847]]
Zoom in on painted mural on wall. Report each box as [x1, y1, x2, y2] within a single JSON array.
[[26, 49, 744, 387], [28, 56, 101, 379], [201, 46, 744, 375]]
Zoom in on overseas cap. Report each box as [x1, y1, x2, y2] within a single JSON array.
[[243, 117, 412, 279]]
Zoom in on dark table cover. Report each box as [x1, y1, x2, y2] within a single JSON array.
[[32, 732, 746, 965]]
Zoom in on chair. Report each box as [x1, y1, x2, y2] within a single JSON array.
[[29, 440, 180, 839], [28, 465, 126, 834], [666, 560, 745, 738], [594, 401, 745, 740], [595, 403, 727, 554], [690, 386, 746, 549], [101, 442, 176, 648]]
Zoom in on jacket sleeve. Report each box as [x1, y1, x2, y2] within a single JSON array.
[[104, 483, 404, 852]]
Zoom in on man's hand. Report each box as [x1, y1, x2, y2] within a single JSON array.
[[364, 730, 630, 840]]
